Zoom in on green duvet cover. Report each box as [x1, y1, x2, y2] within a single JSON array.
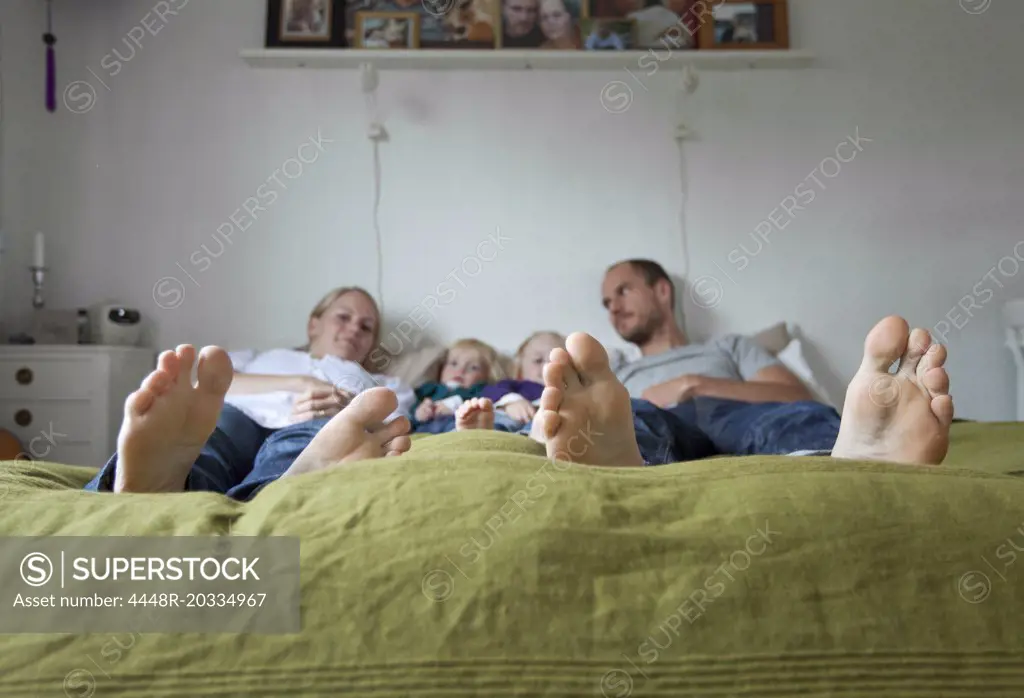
[[0, 422, 1022, 696]]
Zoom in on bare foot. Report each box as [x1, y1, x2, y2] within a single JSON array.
[[115, 345, 233, 493], [832, 316, 954, 465], [456, 398, 495, 431], [284, 387, 412, 477], [532, 332, 644, 467]]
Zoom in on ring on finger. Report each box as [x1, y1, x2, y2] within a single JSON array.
[[316, 408, 327, 418]]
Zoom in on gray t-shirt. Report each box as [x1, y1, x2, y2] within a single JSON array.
[[614, 335, 781, 399]]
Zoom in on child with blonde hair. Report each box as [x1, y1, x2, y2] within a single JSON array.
[[457, 331, 565, 431], [411, 338, 507, 433]]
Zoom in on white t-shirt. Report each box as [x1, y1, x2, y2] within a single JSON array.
[[226, 348, 415, 429]]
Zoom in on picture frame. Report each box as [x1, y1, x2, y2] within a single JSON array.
[[580, 17, 636, 50], [354, 12, 421, 49], [498, 0, 585, 50], [265, 0, 347, 48], [425, 0, 499, 50], [589, 0, 697, 50], [698, 0, 788, 50]]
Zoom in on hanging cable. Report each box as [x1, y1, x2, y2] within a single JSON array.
[[675, 65, 699, 289], [361, 64, 385, 316]]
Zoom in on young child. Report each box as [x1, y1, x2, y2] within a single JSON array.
[[457, 331, 565, 431], [411, 338, 506, 433]]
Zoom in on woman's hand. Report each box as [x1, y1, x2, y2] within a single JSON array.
[[290, 378, 353, 423], [501, 399, 536, 424], [415, 399, 436, 423]]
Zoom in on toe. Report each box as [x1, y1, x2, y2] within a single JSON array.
[[899, 328, 932, 374], [539, 385, 563, 413], [860, 316, 909, 372], [478, 398, 494, 413], [534, 409, 562, 440], [125, 389, 155, 417], [345, 387, 399, 425], [931, 394, 954, 428], [922, 366, 950, 397], [917, 342, 947, 381], [384, 434, 412, 456], [375, 415, 411, 443], [141, 370, 173, 397], [197, 347, 233, 396], [564, 332, 613, 383], [174, 345, 197, 387], [156, 350, 180, 381], [545, 348, 580, 390]]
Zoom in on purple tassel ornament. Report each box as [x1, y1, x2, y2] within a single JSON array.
[[44, 0, 56, 113]]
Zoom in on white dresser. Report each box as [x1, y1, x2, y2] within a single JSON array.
[[0, 345, 155, 467]]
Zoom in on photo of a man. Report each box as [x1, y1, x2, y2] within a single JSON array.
[[501, 0, 544, 47]]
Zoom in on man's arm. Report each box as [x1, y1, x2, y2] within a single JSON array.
[[641, 365, 813, 407], [691, 365, 813, 403]]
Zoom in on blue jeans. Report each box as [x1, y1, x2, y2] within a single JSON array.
[[631, 397, 841, 464], [413, 411, 524, 434], [83, 404, 331, 501], [415, 398, 835, 466], [671, 397, 841, 455]]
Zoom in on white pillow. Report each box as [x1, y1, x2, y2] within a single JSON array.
[[776, 338, 838, 409]]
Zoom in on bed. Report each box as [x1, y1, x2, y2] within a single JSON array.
[[1, 420, 1023, 697]]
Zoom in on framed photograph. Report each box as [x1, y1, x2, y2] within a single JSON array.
[[698, 0, 788, 49], [635, 0, 697, 49], [347, 0, 488, 49], [265, 0, 347, 47], [581, 17, 635, 50], [589, 0, 696, 49], [498, 0, 583, 49], [431, 0, 499, 49], [354, 12, 421, 48]]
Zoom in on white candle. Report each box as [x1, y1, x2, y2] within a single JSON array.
[[33, 232, 45, 268]]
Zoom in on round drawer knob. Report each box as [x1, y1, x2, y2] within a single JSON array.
[[15, 368, 33, 385], [14, 409, 32, 427]]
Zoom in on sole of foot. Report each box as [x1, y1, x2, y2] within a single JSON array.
[[532, 332, 644, 467], [115, 345, 233, 493], [284, 387, 411, 477], [456, 398, 495, 431], [832, 315, 953, 465]]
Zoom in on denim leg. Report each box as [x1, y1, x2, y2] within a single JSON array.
[[83, 404, 272, 494], [631, 399, 719, 465], [508, 400, 717, 464], [226, 416, 331, 501], [412, 415, 457, 434], [669, 397, 841, 456], [493, 411, 526, 433]]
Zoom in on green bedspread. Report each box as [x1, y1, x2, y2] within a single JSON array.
[[1, 422, 1023, 697]]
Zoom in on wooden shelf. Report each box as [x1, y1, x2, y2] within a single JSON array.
[[240, 48, 814, 71]]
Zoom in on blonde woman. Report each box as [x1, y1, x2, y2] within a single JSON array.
[[539, 0, 580, 48], [84, 287, 414, 501]]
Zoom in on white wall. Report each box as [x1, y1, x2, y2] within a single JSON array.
[[0, 0, 50, 333], [2, 0, 1021, 420]]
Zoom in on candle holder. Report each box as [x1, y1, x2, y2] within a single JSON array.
[[30, 266, 48, 309]]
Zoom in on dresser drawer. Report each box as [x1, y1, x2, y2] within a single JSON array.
[[0, 399, 97, 447], [0, 357, 101, 400]]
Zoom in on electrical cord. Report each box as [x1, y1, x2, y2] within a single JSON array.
[[674, 65, 699, 293], [371, 130, 383, 316], [676, 136, 689, 282], [361, 64, 385, 316]]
